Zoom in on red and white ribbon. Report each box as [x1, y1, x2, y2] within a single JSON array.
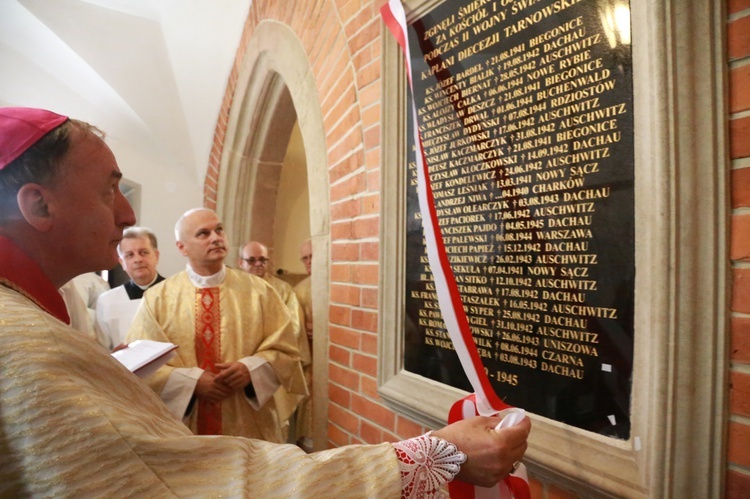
[[448, 395, 530, 499], [380, 0, 504, 418], [381, 2, 530, 497]]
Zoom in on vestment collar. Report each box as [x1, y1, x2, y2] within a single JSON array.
[[124, 273, 165, 300], [186, 264, 226, 288], [0, 235, 70, 324], [135, 273, 161, 290]]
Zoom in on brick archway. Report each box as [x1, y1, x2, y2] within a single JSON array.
[[206, 0, 384, 455], [210, 20, 332, 451]]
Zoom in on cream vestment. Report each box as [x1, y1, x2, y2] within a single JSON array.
[[95, 285, 141, 349], [0, 283, 401, 497], [96, 274, 165, 350], [293, 275, 314, 440], [59, 279, 105, 346], [264, 273, 311, 440], [294, 275, 313, 340], [0, 236, 462, 498], [126, 267, 307, 443]]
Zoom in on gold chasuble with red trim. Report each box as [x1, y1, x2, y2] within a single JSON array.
[[127, 269, 307, 442], [0, 247, 401, 495], [195, 287, 222, 435]]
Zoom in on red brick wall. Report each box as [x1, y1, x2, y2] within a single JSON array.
[[728, 0, 750, 496], [207, 1, 743, 497], [205, 0, 419, 450]]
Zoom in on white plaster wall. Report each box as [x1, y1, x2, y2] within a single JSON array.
[[104, 135, 203, 278], [0, 0, 252, 278]]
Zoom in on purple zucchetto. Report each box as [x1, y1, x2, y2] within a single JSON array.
[[0, 107, 68, 170]]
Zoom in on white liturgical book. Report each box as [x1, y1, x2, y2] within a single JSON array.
[[111, 340, 177, 379]]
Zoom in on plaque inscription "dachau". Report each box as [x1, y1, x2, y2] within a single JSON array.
[[402, 0, 634, 439]]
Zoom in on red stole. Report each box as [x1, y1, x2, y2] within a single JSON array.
[[0, 235, 70, 324], [195, 287, 222, 435]]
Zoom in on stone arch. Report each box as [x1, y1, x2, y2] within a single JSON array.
[[214, 19, 330, 450], [218, 70, 296, 250]]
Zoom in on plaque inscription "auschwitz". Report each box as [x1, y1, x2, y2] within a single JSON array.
[[402, 0, 634, 439]]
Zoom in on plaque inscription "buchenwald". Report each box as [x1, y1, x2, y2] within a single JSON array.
[[402, 0, 634, 438]]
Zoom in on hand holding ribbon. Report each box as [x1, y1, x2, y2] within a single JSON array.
[[380, 1, 533, 496]]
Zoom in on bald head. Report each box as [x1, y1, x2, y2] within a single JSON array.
[[174, 208, 216, 242], [238, 241, 270, 278], [174, 208, 227, 276]]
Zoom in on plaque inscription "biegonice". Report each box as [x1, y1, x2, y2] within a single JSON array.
[[402, 0, 635, 439]]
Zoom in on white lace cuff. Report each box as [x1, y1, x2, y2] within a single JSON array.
[[391, 433, 467, 499]]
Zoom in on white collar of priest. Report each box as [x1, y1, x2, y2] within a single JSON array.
[[136, 274, 161, 290], [186, 264, 226, 288]]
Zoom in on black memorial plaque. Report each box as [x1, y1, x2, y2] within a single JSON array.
[[402, 0, 634, 439]]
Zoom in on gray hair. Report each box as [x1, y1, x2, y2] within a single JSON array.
[[118, 226, 158, 257], [0, 119, 103, 223]]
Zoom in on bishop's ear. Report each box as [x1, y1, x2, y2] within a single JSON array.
[[16, 183, 53, 232]]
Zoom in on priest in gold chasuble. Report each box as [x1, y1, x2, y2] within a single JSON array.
[[237, 240, 312, 444], [127, 208, 306, 443]]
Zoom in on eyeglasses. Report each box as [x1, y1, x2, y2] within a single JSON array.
[[242, 257, 269, 265]]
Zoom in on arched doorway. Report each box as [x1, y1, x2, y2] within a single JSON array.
[[214, 20, 330, 451]]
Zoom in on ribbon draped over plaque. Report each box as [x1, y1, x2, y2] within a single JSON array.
[[381, 1, 529, 497]]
